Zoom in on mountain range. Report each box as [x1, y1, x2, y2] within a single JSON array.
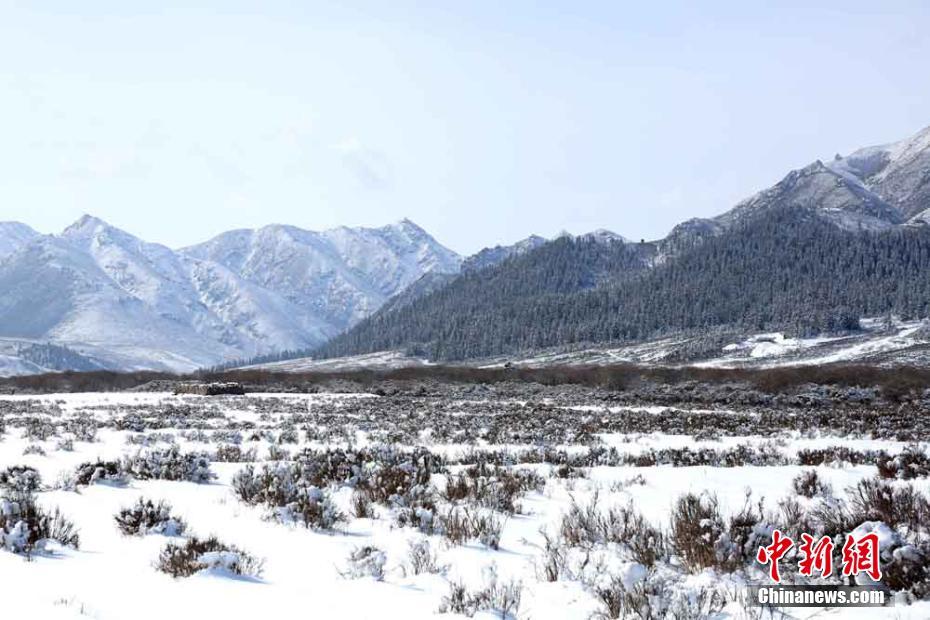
[[315, 124, 930, 364], [2, 124, 930, 375], [0, 216, 460, 375]]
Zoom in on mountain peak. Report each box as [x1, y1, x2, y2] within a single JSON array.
[[582, 229, 629, 244], [61, 214, 111, 237], [390, 218, 428, 236], [827, 123, 930, 219]]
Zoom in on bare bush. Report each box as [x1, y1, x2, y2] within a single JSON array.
[[669, 493, 726, 573], [22, 444, 46, 457], [156, 536, 262, 578], [403, 539, 446, 576], [123, 447, 215, 483], [351, 489, 375, 519], [438, 574, 522, 619], [557, 495, 666, 566], [73, 460, 128, 486], [341, 545, 386, 580], [847, 477, 930, 534], [115, 498, 186, 536], [443, 464, 545, 514], [0, 472, 79, 554], [791, 469, 831, 498], [438, 507, 504, 550], [877, 446, 930, 480], [232, 464, 346, 530], [213, 444, 257, 463]]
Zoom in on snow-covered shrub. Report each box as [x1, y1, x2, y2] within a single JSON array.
[[877, 446, 930, 480], [792, 469, 832, 498], [278, 486, 345, 530], [351, 489, 375, 518], [125, 432, 176, 447], [123, 446, 215, 483], [213, 444, 257, 463], [443, 464, 545, 514], [805, 496, 853, 538], [438, 572, 522, 619], [591, 573, 641, 620], [403, 539, 446, 576], [115, 498, 186, 536], [669, 493, 726, 573], [438, 507, 504, 550], [846, 477, 930, 534], [210, 430, 243, 445], [589, 568, 726, 620], [55, 438, 74, 452], [22, 444, 46, 457], [180, 429, 209, 443], [0, 469, 79, 554], [552, 464, 587, 479], [252, 445, 441, 493], [276, 429, 299, 444], [877, 531, 930, 598], [232, 464, 346, 530], [717, 495, 771, 570], [23, 417, 57, 441], [557, 495, 666, 567], [797, 446, 881, 467], [65, 415, 97, 442], [73, 460, 128, 486], [0, 466, 42, 494], [266, 445, 291, 461], [393, 489, 439, 533], [608, 473, 647, 491], [156, 536, 262, 578], [627, 445, 788, 467], [341, 545, 386, 580]]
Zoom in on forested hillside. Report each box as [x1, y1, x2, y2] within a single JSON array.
[[318, 207, 930, 360]]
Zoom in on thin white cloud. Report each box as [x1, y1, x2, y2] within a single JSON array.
[[334, 138, 392, 190]]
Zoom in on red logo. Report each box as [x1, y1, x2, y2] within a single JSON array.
[[756, 529, 794, 583], [798, 533, 834, 578], [842, 532, 882, 581], [757, 530, 882, 582]]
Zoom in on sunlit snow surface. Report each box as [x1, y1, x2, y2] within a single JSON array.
[[0, 391, 927, 619]]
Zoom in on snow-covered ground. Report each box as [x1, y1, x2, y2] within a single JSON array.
[[0, 392, 927, 618]]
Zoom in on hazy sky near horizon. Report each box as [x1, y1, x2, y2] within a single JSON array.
[[1, 1, 929, 254]]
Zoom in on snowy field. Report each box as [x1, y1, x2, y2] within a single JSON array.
[[1, 390, 928, 619]]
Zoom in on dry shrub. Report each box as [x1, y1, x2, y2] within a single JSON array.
[[438, 574, 522, 619], [669, 493, 725, 573], [0, 471, 79, 554], [438, 507, 504, 550], [115, 498, 186, 536], [403, 539, 446, 576], [558, 494, 666, 566], [351, 489, 375, 519], [792, 469, 832, 498], [156, 536, 262, 578]]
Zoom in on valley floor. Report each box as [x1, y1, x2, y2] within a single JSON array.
[[0, 390, 927, 619]]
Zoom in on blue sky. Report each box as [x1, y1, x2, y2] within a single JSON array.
[[1, 1, 928, 254]]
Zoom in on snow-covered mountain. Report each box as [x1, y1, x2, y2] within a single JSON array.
[[0, 216, 460, 374], [677, 124, 930, 240], [720, 160, 903, 231], [183, 218, 461, 333], [828, 124, 930, 221], [0, 222, 39, 260], [462, 235, 547, 272]]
